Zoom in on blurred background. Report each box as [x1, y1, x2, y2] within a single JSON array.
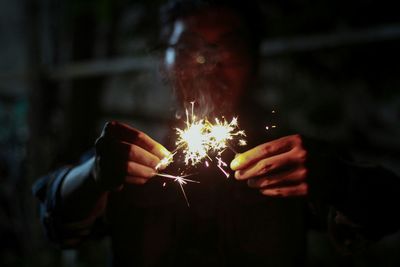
[[0, 0, 399, 266]]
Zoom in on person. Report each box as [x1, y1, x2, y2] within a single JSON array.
[[33, 1, 400, 266]]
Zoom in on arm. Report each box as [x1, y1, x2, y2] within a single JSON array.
[[32, 157, 108, 248], [230, 135, 400, 244], [303, 137, 400, 240], [230, 134, 308, 197], [306, 140, 400, 254], [33, 121, 171, 247]]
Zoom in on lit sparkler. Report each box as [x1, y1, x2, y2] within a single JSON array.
[[155, 102, 247, 206], [238, 139, 247, 146], [216, 156, 230, 178], [174, 102, 246, 168], [154, 172, 199, 207]]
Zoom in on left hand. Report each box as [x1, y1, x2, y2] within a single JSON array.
[[230, 134, 308, 197]]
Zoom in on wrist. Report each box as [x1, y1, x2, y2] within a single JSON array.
[[91, 156, 124, 192]]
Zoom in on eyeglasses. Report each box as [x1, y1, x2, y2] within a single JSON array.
[[167, 32, 251, 72]]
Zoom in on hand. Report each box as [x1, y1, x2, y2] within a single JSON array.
[[93, 121, 171, 190], [230, 134, 308, 197]]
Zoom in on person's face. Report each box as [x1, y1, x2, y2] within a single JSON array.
[[163, 7, 255, 116]]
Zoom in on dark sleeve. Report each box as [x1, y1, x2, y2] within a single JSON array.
[[304, 138, 400, 250], [32, 164, 107, 248]]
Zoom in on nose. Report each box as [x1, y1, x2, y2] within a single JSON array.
[[196, 55, 206, 64], [194, 49, 218, 72]]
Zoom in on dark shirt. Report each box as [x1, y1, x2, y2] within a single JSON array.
[[32, 107, 400, 267]]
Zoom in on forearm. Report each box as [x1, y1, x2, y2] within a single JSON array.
[[332, 164, 400, 237], [304, 137, 400, 239], [60, 156, 108, 224], [32, 156, 108, 247], [309, 156, 400, 240]]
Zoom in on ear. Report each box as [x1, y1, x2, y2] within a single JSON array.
[[158, 54, 170, 85], [158, 49, 166, 71]]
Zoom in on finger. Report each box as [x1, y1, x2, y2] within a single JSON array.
[[126, 142, 161, 169], [247, 168, 308, 189], [99, 121, 171, 160], [260, 182, 308, 197], [125, 176, 150, 185], [230, 135, 301, 170], [234, 149, 304, 180], [101, 121, 142, 143], [126, 161, 156, 178], [134, 131, 171, 160]]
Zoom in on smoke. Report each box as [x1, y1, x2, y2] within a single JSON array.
[[172, 71, 235, 118]]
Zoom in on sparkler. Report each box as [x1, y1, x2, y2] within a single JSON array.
[[174, 102, 246, 170], [154, 172, 199, 207], [154, 106, 280, 207], [163, 102, 246, 173], [216, 156, 230, 178], [155, 102, 247, 206]]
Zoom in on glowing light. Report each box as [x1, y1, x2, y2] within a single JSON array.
[[239, 139, 247, 146], [216, 156, 230, 178], [155, 152, 176, 170], [176, 119, 209, 166], [154, 173, 199, 207], [155, 102, 247, 205], [174, 102, 246, 167], [208, 117, 244, 152]]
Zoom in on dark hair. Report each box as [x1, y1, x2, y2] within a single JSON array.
[[159, 0, 263, 61]]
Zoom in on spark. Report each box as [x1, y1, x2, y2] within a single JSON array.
[[158, 103, 246, 169], [239, 139, 247, 146], [216, 156, 230, 178], [154, 172, 199, 207], [174, 102, 246, 167], [155, 152, 176, 170], [154, 173, 199, 184], [176, 119, 209, 166], [266, 125, 277, 131], [208, 117, 245, 153], [155, 102, 247, 205]]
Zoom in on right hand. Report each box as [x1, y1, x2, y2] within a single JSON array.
[[93, 121, 171, 191]]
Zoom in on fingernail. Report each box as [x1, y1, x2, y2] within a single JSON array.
[[160, 147, 171, 157], [230, 158, 240, 170], [234, 171, 241, 180]]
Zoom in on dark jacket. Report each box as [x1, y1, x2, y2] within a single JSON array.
[[33, 110, 400, 267]]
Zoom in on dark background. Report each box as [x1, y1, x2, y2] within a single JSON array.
[[0, 0, 399, 266]]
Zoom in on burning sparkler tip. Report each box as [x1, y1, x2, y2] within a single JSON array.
[[239, 139, 247, 146], [163, 102, 247, 205]]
